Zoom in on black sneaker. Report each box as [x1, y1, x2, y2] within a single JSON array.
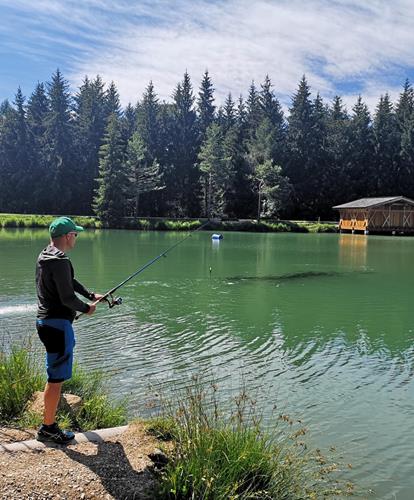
[[36, 423, 75, 444]]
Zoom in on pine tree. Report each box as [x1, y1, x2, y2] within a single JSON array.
[[224, 95, 255, 217], [122, 103, 136, 143], [0, 101, 18, 211], [169, 72, 200, 216], [259, 76, 286, 167], [26, 83, 49, 212], [73, 75, 107, 213], [222, 93, 236, 132], [126, 132, 164, 216], [286, 76, 315, 216], [136, 81, 160, 162], [325, 96, 350, 207], [105, 81, 122, 118], [198, 123, 230, 217], [12, 88, 33, 211], [27, 83, 48, 141], [94, 113, 128, 224], [310, 93, 330, 215], [43, 69, 74, 212], [245, 82, 261, 135], [373, 94, 400, 195], [197, 70, 216, 138], [254, 160, 293, 219], [396, 80, 414, 196], [347, 96, 375, 199]]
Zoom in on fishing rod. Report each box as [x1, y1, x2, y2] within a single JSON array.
[[76, 219, 215, 319]]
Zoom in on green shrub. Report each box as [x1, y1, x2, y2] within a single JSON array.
[[139, 219, 151, 230]]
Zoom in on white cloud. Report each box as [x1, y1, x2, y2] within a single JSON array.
[[1, 0, 414, 109]]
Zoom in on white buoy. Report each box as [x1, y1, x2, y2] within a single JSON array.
[[211, 233, 223, 240]]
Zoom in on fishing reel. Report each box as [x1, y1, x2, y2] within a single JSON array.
[[103, 294, 123, 309]]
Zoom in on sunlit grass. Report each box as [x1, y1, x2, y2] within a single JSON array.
[[152, 375, 353, 499], [0, 214, 100, 229], [0, 344, 126, 431]]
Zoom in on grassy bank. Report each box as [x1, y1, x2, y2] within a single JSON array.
[[0, 213, 337, 233], [146, 377, 354, 499], [1, 347, 355, 497], [0, 343, 126, 431]]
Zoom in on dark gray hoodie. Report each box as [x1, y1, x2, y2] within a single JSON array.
[[36, 244, 93, 322]]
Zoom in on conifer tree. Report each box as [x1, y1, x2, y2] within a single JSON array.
[[0, 100, 18, 211], [126, 131, 164, 216], [222, 93, 236, 131], [198, 123, 230, 217], [12, 88, 32, 211], [325, 96, 350, 207], [94, 113, 128, 224], [105, 81, 122, 118], [169, 72, 200, 216], [396, 80, 414, 196], [310, 93, 330, 215], [26, 83, 49, 212], [286, 76, 316, 215], [347, 96, 375, 198], [27, 83, 48, 141], [259, 76, 286, 167], [373, 94, 399, 195], [136, 81, 160, 162], [43, 69, 74, 212], [245, 82, 261, 135], [73, 75, 107, 213], [254, 160, 292, 219], [197, 70, 216, 138], [122, 103, 136, 143], [224, 95, 255, 217]]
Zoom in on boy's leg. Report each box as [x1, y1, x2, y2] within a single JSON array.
[[43, 381, 63, 425]]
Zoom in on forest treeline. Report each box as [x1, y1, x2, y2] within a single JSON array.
[[1, 69, 414, 223]]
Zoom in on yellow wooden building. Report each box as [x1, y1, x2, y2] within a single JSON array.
[[333, 196, 414, 234]]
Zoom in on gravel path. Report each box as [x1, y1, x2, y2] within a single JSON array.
[[0, 423, 164, 499]]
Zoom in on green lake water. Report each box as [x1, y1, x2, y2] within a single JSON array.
[[1, 228, 414, 499]]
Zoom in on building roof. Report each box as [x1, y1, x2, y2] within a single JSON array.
[[333, 196, 414, 209]]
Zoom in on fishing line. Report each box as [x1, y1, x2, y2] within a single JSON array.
[[76, 219, 215, 320]]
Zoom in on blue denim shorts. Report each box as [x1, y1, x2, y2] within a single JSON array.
[[36, 319, 76, 383]]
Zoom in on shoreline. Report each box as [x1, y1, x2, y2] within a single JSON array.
[[0, 213, 338, 233]]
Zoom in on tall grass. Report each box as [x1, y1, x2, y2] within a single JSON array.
[[0, 346, 44, 423], [153, 376, 353, 499], [0, 345, 126, 430]]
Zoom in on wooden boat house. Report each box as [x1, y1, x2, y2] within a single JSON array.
[[333, 196, 414, 234]]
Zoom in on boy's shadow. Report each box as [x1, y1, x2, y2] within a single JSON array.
[[62, 436, 156, 499]]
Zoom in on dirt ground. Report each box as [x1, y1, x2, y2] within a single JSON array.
[[0, 422, 166, 499]]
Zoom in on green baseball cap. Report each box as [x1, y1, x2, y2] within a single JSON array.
[[49, 217, 84, 238]]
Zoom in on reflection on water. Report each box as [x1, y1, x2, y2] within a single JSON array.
[[338, 233, 368, 268], [2, 229, 414, 498]]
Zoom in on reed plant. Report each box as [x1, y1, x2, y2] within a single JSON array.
[[154, 376, 352, 499]]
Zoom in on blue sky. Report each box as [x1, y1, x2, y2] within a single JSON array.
[[1, 0, 414, 112]]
